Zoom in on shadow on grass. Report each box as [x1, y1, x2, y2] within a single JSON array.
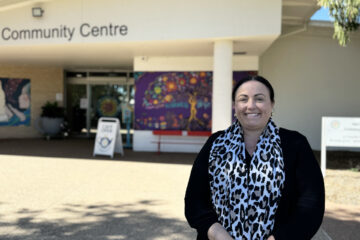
[[0, 200, 196, 240], [0, 138, 196, 165]]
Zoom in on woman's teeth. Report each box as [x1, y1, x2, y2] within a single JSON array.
[[246, 113, 259, 117]]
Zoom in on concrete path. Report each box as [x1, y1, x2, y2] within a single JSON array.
[[0, 139, 331, 239]]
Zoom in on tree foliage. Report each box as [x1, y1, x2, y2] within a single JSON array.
[[318, 0, 360, 46]]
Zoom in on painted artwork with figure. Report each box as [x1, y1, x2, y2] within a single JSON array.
[[0, 78, 31, 126], [134, 71, 257, 131], [135, 72, 212, 131]]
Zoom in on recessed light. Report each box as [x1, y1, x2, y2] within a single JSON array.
[[233, 51, 247, 55]]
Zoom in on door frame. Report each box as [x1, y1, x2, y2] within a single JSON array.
[[65, 70, 134, 137]]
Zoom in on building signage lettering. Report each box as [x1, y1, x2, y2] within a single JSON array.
[[1, 23, 128, 42]]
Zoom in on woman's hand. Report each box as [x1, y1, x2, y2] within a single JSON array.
[[207, 223, 275, 240], [208, 222, 234, 240]]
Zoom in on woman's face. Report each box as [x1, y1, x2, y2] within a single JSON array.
[[234, 80, 274, 132]]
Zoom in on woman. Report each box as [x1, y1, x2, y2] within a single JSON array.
[[185, 76, 325, 240]]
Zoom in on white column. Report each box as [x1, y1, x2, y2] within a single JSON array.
[[212, 40, 233, 132]]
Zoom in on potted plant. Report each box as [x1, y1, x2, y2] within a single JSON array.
[[37, 101, 65, 139]]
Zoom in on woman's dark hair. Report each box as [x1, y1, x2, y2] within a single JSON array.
[[231, 75, 275, 103]]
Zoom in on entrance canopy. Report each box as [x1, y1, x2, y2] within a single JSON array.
[[0, 0, 319, 69], [0, 38, 275, 69]]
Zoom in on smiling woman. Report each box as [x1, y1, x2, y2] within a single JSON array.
[[185, 75, 325, 240], [233, 80, 274, 136]]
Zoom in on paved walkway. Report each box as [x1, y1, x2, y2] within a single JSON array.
[[323, 202, 360, 240], [0, 138, 340, 239]]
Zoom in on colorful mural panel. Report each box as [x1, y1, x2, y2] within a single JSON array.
[[134, 71, 257, 131], [0, 78, 31, 126], [135, 72, 212, 131]]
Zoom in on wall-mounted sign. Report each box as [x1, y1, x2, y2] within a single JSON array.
[[56, 93, 63, 101], [80, 98, 88, 109], [321, 117, 360, 176], [0, 23, 128, 42], [93, 117, 124, 158]]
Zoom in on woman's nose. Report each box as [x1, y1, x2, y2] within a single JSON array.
[[247, 98, 256, 109]]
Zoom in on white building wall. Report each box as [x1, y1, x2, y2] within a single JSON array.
[[260, 27, 360, 150], [0, 0, 281, 45]]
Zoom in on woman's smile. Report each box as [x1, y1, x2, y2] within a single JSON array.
[[244, 113, 260, 118]]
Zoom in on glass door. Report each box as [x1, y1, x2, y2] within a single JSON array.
[[66, 70, 134, 139], [66, 84, 87, 135], [90, 84, 126, 133]]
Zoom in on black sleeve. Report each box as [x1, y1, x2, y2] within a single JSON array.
[[184, 132, 221, 239], [273, 134, 325, 240]]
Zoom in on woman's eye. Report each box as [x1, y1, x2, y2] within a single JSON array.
[[256, 98, 264, 102], [238, 99, 247, 102]]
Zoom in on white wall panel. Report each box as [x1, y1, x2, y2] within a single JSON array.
[[260, 28, 360, 150], [133, 130, 207, 153], [134, 56, 258, 72]]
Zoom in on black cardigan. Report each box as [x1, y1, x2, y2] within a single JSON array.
[[184, 128, 325, 240]]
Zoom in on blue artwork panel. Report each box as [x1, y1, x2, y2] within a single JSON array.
[[0, 78, 31, 126]]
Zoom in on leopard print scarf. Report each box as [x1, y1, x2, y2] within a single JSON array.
[[209, 119, 285, 239]]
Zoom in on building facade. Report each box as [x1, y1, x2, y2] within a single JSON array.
[[0, 0, 359, 152]]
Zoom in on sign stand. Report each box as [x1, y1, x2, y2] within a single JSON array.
[[321, 118, 327, 177], [93, 117, 124, 158], [321, 117, 360, 177]]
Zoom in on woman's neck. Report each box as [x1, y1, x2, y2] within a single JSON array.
[[244, 128, 263, 140], [243, 129, 263, 156]]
